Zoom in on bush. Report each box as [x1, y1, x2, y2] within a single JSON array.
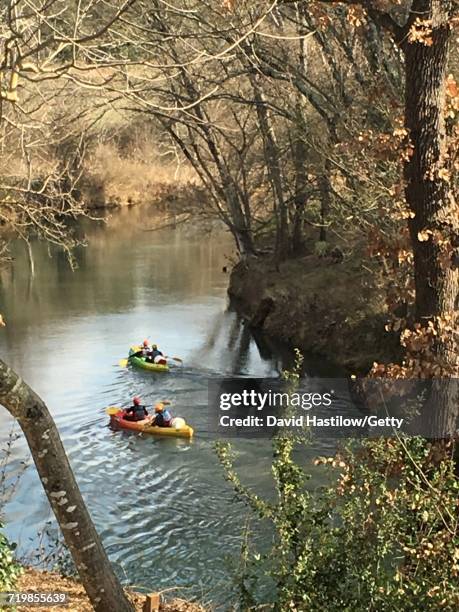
[[0, 524, 22, 590], [216, 436, 459, 611]]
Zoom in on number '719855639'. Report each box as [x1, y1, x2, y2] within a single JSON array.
[[0, 592, 68, 606]]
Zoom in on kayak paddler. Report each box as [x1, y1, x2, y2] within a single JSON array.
[[151, 402, 172, 427], [124, 396, 149, 422], [129, 340, 151, 360], [140, 339, 150, 356], [146, 344, 166, 364]]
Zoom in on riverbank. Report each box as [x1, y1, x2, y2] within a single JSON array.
[[74, 121, 202, 212], [80, 140, 202, 211], [17, 568, 206, 612], [228, 254, 401, 374]]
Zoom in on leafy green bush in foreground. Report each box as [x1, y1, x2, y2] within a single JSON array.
[[216, 436, 459, 611], [0, 524, 22, 591]]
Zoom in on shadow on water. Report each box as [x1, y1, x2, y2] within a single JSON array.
[[0, 208, 351, 607]]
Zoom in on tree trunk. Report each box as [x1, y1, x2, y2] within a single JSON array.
[[0, 359, 135, 612], [251, 76, 289, 260], [318, 160, 332, 243], [291, 133, 308, 255], [201, 128, 255, 255], [404, 1, 457, 321], [403, 0, 458, 435]]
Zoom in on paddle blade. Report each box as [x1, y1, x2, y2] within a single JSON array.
[[119, 358, 129, 368], [171, 356, 183, 363], [106, 407, 121, 416]]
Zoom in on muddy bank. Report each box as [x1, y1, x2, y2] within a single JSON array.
[[228, 255, 401, 374]]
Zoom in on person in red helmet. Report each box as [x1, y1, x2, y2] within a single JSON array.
[[130, 340, 151, 359], [124, 396, 149, 422]]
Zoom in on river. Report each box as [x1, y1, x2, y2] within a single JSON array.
[[0, 208, 355, 607]]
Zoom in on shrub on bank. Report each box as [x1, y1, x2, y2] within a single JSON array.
[[216, 436, 459, 611], [0, 524, 22, 591]]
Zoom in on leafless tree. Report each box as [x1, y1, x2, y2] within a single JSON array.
[[0, 0, 134, 264]]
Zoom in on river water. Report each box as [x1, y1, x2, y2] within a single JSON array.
[[0, 209, 353, 607]]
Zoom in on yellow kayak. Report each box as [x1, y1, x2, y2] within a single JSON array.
[[108, 408, 194, 439]]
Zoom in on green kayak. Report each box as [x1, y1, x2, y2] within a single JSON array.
[[128, 346, 170, 373]]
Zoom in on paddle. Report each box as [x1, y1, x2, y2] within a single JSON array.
[[165, 356, 183, 364], [106, 406, 122, 416]]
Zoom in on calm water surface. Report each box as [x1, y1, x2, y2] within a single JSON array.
[[0, 209, 357, 607]]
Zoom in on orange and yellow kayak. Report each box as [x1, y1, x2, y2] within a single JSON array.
[[108, 409, 194, 439]]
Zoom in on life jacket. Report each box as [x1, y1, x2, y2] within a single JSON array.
[[155, 409, 172, 427], [127, 405, 147, 421]]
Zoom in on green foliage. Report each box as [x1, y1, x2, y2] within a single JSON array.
[[216, 436, 459, 611], [0, 525, 22, 591], [230, 520, 259, 611], [0, 430, 24, 592], [281, 348, 304, 389]]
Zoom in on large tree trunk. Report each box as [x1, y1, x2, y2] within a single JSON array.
[[0, 359, 135, 612], [404, 0, 457, 322], [403, 0, 458, 435]]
